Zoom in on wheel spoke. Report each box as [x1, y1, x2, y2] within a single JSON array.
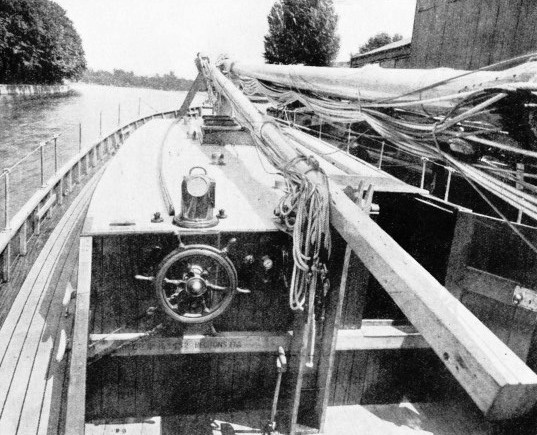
[[167, 288, 185, 307], [206, 281, 228, 292], [155, 246, 237, 323], [164, 278, 186, 286], [201, 298, 211, 313]]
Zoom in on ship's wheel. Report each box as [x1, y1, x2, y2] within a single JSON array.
[[154, 245, 238, 323]]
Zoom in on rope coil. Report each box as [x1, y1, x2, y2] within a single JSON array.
[[272, 154, 331, 311]]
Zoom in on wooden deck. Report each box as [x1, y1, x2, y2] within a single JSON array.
[[0, 166, 104, 434], [85, 399, 498, 434]]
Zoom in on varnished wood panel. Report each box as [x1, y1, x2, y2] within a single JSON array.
[[90, 231, 293, 336], [329, 349, 461, 407], [86, 352, 283, 420], [468, 216, 537, 286], [87, 227, 295, 421]]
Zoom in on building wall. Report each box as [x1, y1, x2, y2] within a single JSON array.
[[350, 44, 412, 68], [409, 0, 537, 70]]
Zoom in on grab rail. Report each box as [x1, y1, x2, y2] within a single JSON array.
[[0, 108, 184, 282]]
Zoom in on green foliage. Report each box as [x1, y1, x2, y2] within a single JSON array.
[[0, 0, 86, 84], [359, 32, 403, 54], [80, 69, 194, 91], [264, 0, 340, 66]]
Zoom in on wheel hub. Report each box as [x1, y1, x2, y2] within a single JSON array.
[[186, 277, 207, 297]]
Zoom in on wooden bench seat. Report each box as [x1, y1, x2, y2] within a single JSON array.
[[0, 168, 103, 434]]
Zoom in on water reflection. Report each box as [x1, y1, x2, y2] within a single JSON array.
[[0, 83, 203, 226]]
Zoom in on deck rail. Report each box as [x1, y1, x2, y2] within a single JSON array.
[[0, 108, 184, 282]]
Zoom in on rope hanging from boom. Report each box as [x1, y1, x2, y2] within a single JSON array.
[[197, 54, 332, 312], [273, 154, 331, 311]]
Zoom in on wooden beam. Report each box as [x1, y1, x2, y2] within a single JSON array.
[[65, 236, 92, 435], [329, 174, 425, 194], [315, 243, 351, 433], [445, 210, 475, 299], [336, 323, 429, 351], [459, 266, 520, 306], [284, 127, 427, 196], [36, 193, 57, 221], [177, 72, 203, 117], [329, 186, 537, 420], [18, 220, 27, 256], [88, 331, 291, 357]]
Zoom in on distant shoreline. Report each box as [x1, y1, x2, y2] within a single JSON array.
[[0, 84, 72, 96], [80, 69, 194, 92]]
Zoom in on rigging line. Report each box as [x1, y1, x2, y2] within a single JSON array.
[[466, 135, 537, 159], [450, 159, 537, 256], [250, 132, 284, 177], [475, 165, 537, 179], [431, 125, 537, 255]]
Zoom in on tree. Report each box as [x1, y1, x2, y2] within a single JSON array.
[[0, 0, 86, 84], [264, 0, 340, 66], [359, 32, 403, 54], [80, 68, 194, 91]]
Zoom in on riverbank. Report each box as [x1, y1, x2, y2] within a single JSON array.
[[0, 84, 71, 96]]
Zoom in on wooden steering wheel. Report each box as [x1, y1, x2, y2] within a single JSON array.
[[154, 244, 238, 324]]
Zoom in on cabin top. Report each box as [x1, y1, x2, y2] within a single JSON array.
[[83, 117, 426, 237], [83, 119, 285, 236]]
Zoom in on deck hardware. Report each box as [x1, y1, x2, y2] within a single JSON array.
[[218, 152, 226, 165], [262, 255, 274, 271], [217, 208, 227, 219], [175, 166, 218, 228], [221, 237, 237, 255], [151, 211, 163, 223], [420, 157, 429, 189], [513, 286, 537, 312], [109, 221, 135, 226], [243, 254, 255, 265], [264, 346, 287, 435], [444, 167, 454, 201]]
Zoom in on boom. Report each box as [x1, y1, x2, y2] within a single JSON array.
[[199, 56, 537, 420]]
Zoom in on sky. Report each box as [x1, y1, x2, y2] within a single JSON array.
[[54, 0, 417, 79]]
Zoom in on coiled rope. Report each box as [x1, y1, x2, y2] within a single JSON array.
[[273, 154, 331, 311], [199, 55, 332, 312]]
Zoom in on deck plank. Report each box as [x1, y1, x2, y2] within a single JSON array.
[[0, 168, 104, 434], [20, 180, 99, 433], [324, 401, 495, 435], [13, 221, 81, 434], [64, 235, 93, 434], [37, 271, 78, 434]]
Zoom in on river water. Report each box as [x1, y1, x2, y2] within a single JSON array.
[[0, 84, 204, 227]]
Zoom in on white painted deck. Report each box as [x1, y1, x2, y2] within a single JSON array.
[[83, 119, 285, 236]]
